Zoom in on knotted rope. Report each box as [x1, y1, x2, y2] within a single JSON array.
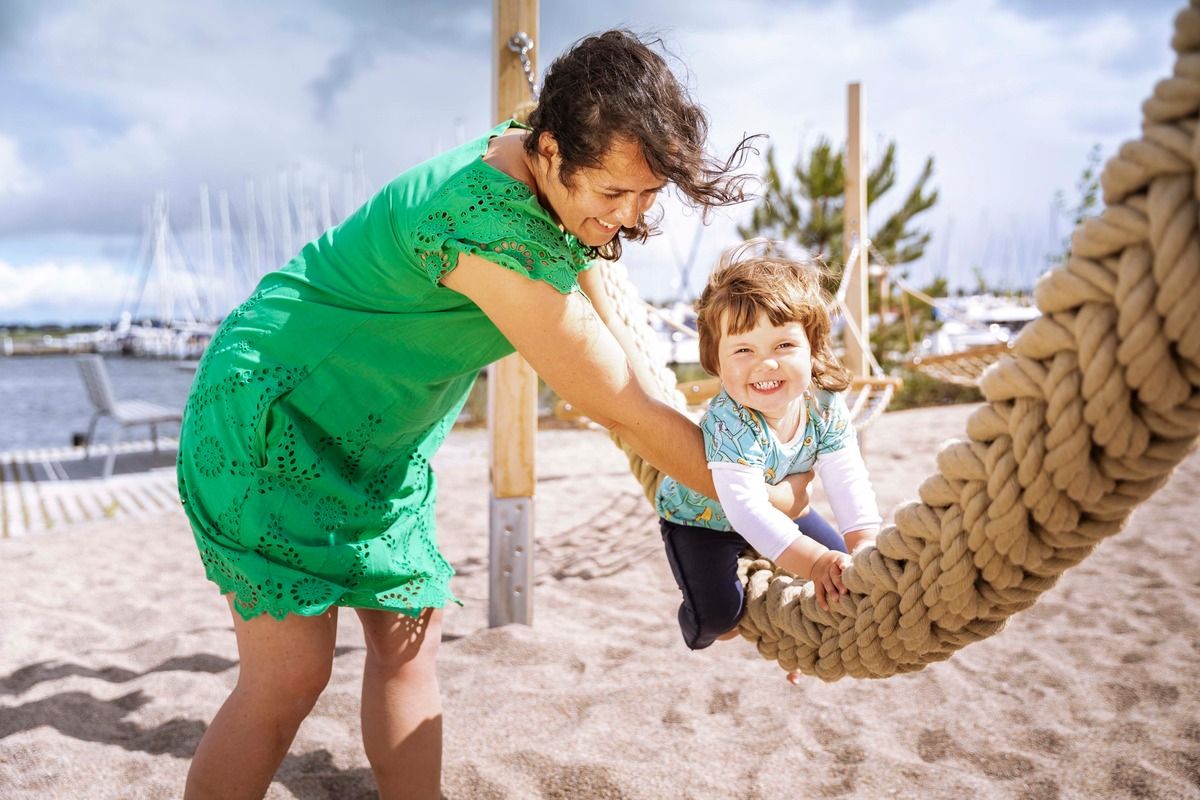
[[604, 1, 1200, 680]]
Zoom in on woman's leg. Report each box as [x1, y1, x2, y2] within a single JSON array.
[[356, 607, 444, 800], [184, 598, 338, 800]]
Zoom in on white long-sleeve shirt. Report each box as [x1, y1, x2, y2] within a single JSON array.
[[655, 388, 882, 560], [711, 445, 881, 560]]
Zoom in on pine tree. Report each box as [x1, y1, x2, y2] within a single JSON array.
[[738, 137, 938, 283], [1049, 143, 1102, 265], [739, 137, 956, 403]]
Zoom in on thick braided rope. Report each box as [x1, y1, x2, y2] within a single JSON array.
[[595, 260, 697, 505], [603, 2, 1200, 680]]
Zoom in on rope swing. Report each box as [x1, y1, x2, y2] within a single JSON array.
[[603, 1, 1200, 680]]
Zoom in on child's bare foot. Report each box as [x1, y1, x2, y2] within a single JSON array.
[[786, 670, 802, 685]]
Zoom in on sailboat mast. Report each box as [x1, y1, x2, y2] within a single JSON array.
[[152, 191, 174, 327], [200, 184, 216, 319], [246, 178, 261, 289], [219, 189, 235, 313], [278, 171, 293, 260]]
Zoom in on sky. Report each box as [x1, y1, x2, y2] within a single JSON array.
[[0, 0, 1180, 324]]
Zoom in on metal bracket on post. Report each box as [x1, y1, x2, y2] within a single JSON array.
[[489, 495, 533, 627]]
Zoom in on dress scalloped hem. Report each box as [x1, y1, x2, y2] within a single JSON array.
[[199, 556, 461, 623]]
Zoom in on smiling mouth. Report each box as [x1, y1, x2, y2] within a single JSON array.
[[596, 218, 620, 232], [751, 380, 782, 391]]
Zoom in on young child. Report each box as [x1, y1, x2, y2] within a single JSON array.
[[656, 245, 882, 651]]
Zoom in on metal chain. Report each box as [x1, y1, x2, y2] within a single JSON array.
[[507, 32, 539, 100]]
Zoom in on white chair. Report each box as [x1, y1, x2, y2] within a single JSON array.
[[77, 355, 182, 479]]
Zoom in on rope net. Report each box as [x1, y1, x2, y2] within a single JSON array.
[[909, 343, 1014, 387], [603, 1, 1200, 680]]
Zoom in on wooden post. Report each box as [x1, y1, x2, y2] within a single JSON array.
[[488, 0, 538, 628], [879, 270, 890, 322], [843, 83, 870, 380], [900, 289, 916, 352]]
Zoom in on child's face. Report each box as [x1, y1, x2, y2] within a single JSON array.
[[717, 312, 813, 424]]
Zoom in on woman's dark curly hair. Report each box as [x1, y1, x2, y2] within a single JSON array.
[[524, 29, 760, 261]]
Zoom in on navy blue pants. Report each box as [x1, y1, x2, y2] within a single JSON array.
[[659, 511, 846, 650]]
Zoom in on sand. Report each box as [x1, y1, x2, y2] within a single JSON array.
[[1, 403, 1197, 799]]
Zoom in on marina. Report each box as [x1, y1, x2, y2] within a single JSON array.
[[0, 355, 191, 453], [0, 354, 189, 538]]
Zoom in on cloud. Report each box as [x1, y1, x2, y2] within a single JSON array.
[[0, 0, 62, 52], [305, 0, 490, 121], [615, 0, 1174, 297], [1001, 0, 1179, 21], [0, 257, 132, 322], [0, 135, 42, 196], [308, 41, 378, 123], [0, 0, 1183, 320], [0, 0, 503, 240]]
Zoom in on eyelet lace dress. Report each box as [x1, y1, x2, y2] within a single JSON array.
[[177, 120, 593, 621]]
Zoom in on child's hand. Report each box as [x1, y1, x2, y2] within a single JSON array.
[[809, 550, 852, 611]]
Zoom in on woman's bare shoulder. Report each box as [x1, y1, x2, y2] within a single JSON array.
[[482, 130, 536, 192]]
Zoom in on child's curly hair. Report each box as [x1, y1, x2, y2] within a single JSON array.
[[695, 241, 851, 392]]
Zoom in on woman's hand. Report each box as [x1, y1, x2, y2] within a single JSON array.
[[766, 471, 815, 518]]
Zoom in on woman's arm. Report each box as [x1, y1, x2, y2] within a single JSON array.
[[577, 263, 673, 400], [443, 253, 716, 497]]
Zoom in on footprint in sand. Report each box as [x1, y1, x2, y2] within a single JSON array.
[[917, 727, 1039, 780], [1109, 758, 1158, 799], [916, 727, 956, 762], [706, 688, 739, 715], [1158, 598, 1199, 633], [972, 750, 1036, 780], [442, 762, 508, 800], [1016, 777, 1062, 800], [661, 707, 692, 732], [1022, 727, 1070, 756], [507, 750, 632, 800], [603, 645, 634, 662], [1144, 680, 1181, 706], [1103, 681, 1141, 712]]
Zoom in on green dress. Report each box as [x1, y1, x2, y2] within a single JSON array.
[[177, 120, 593, 621]]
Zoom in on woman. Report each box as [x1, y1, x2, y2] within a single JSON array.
[[179, 30, 810, 799]]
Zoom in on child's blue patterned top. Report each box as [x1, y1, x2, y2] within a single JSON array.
[[655, 387, 856, 530]]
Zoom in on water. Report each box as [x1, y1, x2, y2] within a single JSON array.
[[0, 355, 196, 452]]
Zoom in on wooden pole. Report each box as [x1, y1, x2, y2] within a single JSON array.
[[843, 83, 870, 379], [488, 0, 538, 628], [900, 288, 916, 352], [879, 270, 890, 322]]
